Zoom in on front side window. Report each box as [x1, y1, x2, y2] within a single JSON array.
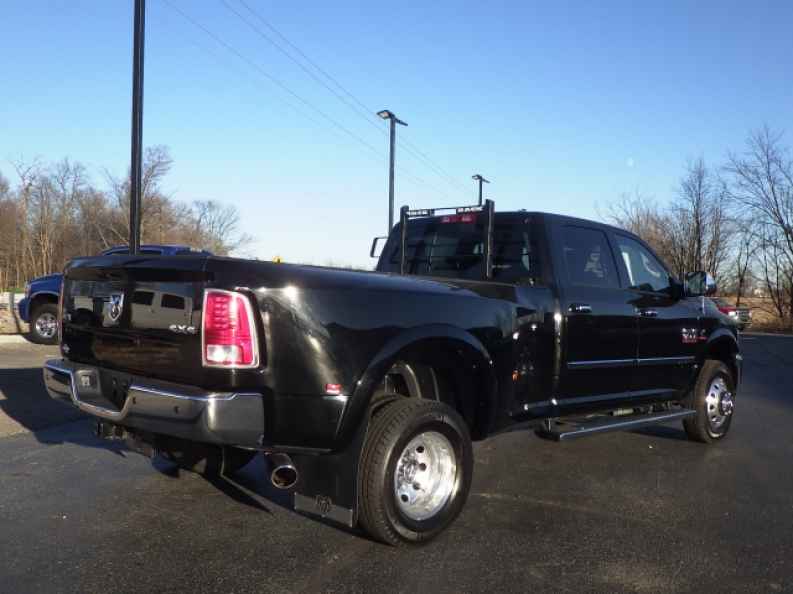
[[616, 235, 671, 293], [561, 226, 619, 288]]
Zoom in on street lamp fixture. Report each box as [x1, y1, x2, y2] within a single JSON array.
[[378, 109, 408, 233], [472, 174, 490, 206]]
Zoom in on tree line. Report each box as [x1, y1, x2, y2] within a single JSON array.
[[2, 130, 792, 329], [0, 146, 249, 291], [606, 126, 793, 330]]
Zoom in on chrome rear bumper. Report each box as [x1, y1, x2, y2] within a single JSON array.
[[43, 359, 265, 448]]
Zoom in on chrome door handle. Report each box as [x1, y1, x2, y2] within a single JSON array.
[[568, 303, 592, 314], [638, 309, 658, 318]]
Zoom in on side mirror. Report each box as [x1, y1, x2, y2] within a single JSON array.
[[670, 277, 685, 300], [685, 271, 717, 297], [370, 236, 387, 259]]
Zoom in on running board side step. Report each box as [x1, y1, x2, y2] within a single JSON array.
[[535, 409, 696, 442]]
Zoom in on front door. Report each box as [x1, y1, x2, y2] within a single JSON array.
[[612, 234, 699, 398], [554, 224, 638, 411]]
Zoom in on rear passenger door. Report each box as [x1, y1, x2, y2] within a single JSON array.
[[554, 224, 638, 410], [612, 234, 699, 398]]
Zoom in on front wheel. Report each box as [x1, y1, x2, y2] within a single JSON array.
[[684, 360, 735, 443], [358, 398, 473, 546]]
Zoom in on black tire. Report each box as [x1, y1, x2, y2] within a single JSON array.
[[358, 398, 473, 546], [28, 302, 59, 345], [158, 439, 257, 477], [684, 360, 735, 443]]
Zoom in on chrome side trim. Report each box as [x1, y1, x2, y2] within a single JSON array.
[[636, 356, 696, 366], [567, 358, 635, 370], [567, 356, 696, 370]]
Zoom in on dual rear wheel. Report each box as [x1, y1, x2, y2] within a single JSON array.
[[358, 398, 473, 546]]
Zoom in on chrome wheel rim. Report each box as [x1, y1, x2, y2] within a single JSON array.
[[705, 376, 733, 431], [393, 431, 457, 521], [35, 313, 57, 339]]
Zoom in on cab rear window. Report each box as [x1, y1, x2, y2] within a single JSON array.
[[386, 216, 540, 283]]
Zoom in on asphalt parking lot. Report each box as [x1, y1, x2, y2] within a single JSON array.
[[1, 335, 792, 594]]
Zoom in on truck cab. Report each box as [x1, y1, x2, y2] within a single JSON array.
[[373, 204, 739, 425]]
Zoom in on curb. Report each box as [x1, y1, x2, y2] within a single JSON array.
[[0, 335, 29, 345]]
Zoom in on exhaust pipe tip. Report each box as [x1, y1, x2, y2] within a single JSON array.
[[267, 453, 298, 489]]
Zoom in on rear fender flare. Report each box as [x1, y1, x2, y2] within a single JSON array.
[[336, 324, 497, 445]]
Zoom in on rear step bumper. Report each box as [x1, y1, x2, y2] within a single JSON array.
[[535, 409, 696, 441], [43, 359, 265, 448]]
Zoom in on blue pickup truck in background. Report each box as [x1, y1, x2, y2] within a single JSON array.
[[18, 244, 211, 344]]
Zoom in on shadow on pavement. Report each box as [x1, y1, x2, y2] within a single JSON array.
[[0, 367, 87, 436], [0, 366, 294, 517], [630, 424, 690, 441]]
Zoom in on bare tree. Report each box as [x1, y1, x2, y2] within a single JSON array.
[[668, 157, 732, 278], [725, 127, 793, 326], [189, 200, 251, 255], [0, 148, 250, 290]]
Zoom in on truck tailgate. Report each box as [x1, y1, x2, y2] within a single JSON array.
[[62, 254, 212, 386]]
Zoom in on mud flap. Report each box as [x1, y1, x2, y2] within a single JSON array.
[[290, 416, 370, 528]]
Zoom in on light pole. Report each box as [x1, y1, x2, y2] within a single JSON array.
[[129, 0, 146, 255], [472, 174, 490, 206], [377, 110, 407, 233]]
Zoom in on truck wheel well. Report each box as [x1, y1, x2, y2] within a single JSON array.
[[706, 337, 739, 385], [378, 339, 492, 440], [30, 293, 58, 315]]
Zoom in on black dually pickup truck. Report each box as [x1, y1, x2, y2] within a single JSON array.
[[44, 201, 741, 545]]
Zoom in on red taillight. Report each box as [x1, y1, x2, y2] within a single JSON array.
[[202, 289, 259, 368]]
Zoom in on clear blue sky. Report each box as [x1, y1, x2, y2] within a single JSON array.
[[2, 1, 792, 267]]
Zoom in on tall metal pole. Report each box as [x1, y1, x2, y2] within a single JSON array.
[[129, 0, 146, 255], [378, 110, 407, 233], [472, 174, 490, 207], [388, 117, 396, 233]]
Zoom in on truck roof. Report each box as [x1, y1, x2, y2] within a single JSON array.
[[503, 211, 635, 237], [410, 209, 638, 240]]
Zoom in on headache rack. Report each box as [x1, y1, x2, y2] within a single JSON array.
[[398, 199, 495, 279]]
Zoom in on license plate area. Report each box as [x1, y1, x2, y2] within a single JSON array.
[[98, 369, 135, 410], [72, 366, 134, 411]]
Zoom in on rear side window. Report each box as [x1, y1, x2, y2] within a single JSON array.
[[386, 216, 540, 283], [132, 291, 154, 306], [161, 294, 186, 309], [561, 226, 619, 288]]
